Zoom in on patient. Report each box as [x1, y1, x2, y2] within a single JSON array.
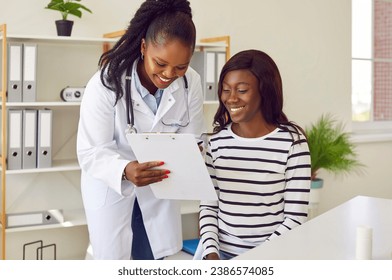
[[199, 49, 311, 260]]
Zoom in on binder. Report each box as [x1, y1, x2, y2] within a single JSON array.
[[7, 43, 23, 102], [22, 109, 38, 169], [190, 50, 226, 101], [216, 51, 226, 87], [205, 52, 216, 101], [7, 109, 23, 170], [6, 209, 64, 228], [37, 109, 52, 168], [22, 43, 37, 102]]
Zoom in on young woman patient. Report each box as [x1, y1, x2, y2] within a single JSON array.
[[199, 49, 311, 260]]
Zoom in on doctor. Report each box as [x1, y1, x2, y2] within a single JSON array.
[[77, 0, 205, 260]]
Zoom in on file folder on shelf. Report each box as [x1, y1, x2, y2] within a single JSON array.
[[7, 43, 23, 102], [190, 50, 226, 101], [7, 109, 23, 170], [6, 209, 64, 228], [22, 43, 37, 102], [37, 109, 52, 168], [22, 109, 38, 169], [205, 52, 216, 101], [216, 51, 226, 87]]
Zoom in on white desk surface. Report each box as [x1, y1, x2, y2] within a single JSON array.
[[235, 195, 392, 260]]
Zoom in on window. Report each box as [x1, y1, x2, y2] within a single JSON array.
[[352, 0, 392, 138]]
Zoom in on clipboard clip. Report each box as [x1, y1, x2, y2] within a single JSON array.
[[142, 133, 177, 140]]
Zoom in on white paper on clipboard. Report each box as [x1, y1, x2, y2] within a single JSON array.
[[126, 133, 218, 201]]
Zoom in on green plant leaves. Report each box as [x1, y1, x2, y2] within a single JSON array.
[[305, 114, 364, 179], [45, 0, 92, 20]]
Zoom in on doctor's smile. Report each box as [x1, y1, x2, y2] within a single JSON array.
[[155, 74, 175, 88]]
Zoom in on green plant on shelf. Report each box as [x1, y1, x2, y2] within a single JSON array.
[[45, 0, 92, 20]]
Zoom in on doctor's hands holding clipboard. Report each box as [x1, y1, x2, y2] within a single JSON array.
[[124, 143, 203, 187], [124, 161, 170, 187], [126, 133, 217, 201]]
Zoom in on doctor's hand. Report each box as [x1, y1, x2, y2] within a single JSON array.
[[124, 160, 170, 187]]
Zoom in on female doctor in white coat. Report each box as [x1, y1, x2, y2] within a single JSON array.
[[76, 0, 206, 260]]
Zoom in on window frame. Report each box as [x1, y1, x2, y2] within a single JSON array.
[[352, 0, 392, 142]]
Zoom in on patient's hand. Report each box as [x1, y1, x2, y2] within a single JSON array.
[[205, 253, 220, 260]]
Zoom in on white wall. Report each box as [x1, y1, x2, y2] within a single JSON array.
[[1, 0, 391, 214]]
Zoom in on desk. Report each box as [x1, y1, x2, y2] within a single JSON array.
[[235, 196, 392, 260]]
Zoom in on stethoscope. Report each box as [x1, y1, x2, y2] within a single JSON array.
[[124, 65, 190, 135]]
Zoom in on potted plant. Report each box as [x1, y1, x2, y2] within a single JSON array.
[[305, 114, 364, 217], [45, 0, 92, 36]]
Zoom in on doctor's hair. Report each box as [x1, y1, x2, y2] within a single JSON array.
[[212, 49, 306, 138], [98, 0, 196, 105]]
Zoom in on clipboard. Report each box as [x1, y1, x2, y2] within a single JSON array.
[[126, 133, 217, 201]]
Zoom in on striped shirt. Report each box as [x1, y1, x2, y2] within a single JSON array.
[[199, 123, 311, 258]]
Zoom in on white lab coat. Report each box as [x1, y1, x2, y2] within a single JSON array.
[[77, 61, 206, 260]]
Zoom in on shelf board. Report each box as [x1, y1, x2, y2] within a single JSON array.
[[3, 208, 86, 233], [6, 101, 217, 107], [3, 34, 227, 48], [2, 204, 197, 233], [1, 203, 197, 234], [203, 101, 219, 105], [5, 101, 216, 107], [4, 159, 80, 175], [4, 34, 118, 45], [196, 42, 228, 48], [4, 101, 81, 107]]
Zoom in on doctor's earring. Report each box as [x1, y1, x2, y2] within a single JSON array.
[[141, 52, 144, 60]]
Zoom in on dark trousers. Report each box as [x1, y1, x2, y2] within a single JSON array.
[[131, 199, 155, 260]]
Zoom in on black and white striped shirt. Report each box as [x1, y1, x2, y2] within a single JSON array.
[[199, 123, 311, 258]]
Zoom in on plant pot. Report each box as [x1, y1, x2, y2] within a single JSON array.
[[308, 178, 324, 219], [55, 20, 74, 36], [311, 178, 324, 189], [310, 178, 323, 203]]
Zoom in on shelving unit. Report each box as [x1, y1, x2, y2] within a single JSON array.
[[0, 23, 7, 261], [0, 24, 116, 260], [0, 23, 229, 259]]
